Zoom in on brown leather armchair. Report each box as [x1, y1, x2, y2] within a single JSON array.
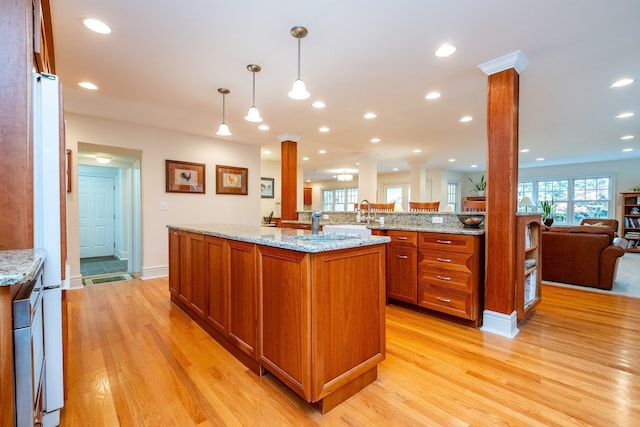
[[541, 225, 628, 290]]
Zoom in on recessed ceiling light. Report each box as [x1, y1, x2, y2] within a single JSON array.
[[459, 116, 473, 122], [622, 148, 634, 152], [413, 149, 422, 153], [258, 124, 269, 131], [363, 112, 377, 119], [392, 168, 399, 171], [263, 150, 271, 155], [83, 18, 111, 34], [425, 92, 441, 100], [435, 44, 456, 58], [312, 101, 326, 108], [610, 78, 634, 88], [318, 149, 327, 154], [448, 158, 456, 162], [79, 82, 98, 90], [621, 135, 635, 140], [370, 138, 381, 143], [471, 164, 478, 168], [520, 148, 531, 153], [536, 157, 545, 161], [96, 155, 111, 164], [319, 126, 330, 132], [616, 112, 634, 119], [302, 156, 309, 161]]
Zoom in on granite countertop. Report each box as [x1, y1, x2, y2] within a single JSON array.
[[168, 224, 391, 253], [0, 249, 46, 286], [280, 220, 485, 236]]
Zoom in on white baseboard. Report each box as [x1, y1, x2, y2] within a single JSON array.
[[481, 310, 519, 338], [68, 274, 84, 290], [141, 265, 168, 280], [116, 250, 128, 261]]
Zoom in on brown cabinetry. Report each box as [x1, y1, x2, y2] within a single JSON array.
[[417, 232, 484, 326], [621, 192, 640, 252], [168, 230, 206, 318], [205, 236, 227, 334], [386, 230, 418, 303], [303, 187, 312, 205], [259, 244, 386, 412], [515, 215, 541, 321], [227, 240, 258, 358]]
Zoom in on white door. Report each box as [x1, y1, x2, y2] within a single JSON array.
[[79, 175, 115, 258]]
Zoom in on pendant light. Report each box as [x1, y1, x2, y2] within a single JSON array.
[[216, 88, 232, 136], [288, 26, 310, 100], [244, 64, 263, 122]]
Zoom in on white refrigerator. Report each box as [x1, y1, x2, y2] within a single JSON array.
[[32, 72, 65, 427]]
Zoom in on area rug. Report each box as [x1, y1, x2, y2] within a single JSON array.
[[543, 252, 640, 298], [83, 273, 134, 286]]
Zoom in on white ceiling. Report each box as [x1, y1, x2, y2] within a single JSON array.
[[51, 1, 639, 181]]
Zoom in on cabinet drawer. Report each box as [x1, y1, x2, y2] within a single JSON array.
[[419, 267, 473, 292], [418, 283, 474, 320], [386, 230, 418, 247], [419, 249, 474, 274], [419, 232, 476, 253]]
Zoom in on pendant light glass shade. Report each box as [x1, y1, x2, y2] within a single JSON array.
[[288, 26, 310, 100], [245, 64, 263, 122], [216, 88, 232, 136]]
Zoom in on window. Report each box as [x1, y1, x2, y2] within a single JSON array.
[[447, 182, 458, 211], [518, 175, 612, 223], [322, 187, 358, 211], [384, 184, 410, 211]]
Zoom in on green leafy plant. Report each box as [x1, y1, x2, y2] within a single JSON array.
[[468, 175, 486, 191], [540, 199, 565, 221], [630, 185, 640, 192]]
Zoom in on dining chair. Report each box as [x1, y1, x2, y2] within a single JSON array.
[[409, 201, 440, 212]]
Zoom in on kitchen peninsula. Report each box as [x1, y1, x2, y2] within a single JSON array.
[[167, 224, 390, 413]]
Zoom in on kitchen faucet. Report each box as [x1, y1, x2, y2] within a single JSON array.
[[311, 209, 322, 235], [357, 199, 371, 224]]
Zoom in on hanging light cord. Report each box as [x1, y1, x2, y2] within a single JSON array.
[[297, 36, 302, 79], [251, 70, 256, 107], [222, 92, 226, 122]]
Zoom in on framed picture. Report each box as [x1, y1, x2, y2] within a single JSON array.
[[261, 177, 274, 198], [165, 160, 206, 193], [216, 165, 248, 195]]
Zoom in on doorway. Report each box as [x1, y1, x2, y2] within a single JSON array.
[[77, 143, 142, 281]]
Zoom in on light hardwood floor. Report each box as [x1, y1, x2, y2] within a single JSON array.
[[61, 279, 640, 426]]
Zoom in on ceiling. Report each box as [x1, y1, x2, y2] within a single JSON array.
[[51, 1, 639, 181]]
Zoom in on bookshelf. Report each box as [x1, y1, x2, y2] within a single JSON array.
[[515, 214, 542, 321], [621, 192, 640, 253]]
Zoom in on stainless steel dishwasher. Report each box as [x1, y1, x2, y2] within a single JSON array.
[[13, 262, 45, 427]]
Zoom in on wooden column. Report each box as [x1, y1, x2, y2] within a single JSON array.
[[279, 134, 299, 221], [479, 51, 528, 338]]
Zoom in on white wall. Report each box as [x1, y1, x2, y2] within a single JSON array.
[[65, 113, 261, 283], [260, 159, 281, 218]]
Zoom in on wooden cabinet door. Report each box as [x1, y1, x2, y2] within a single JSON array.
[[259, 246, 311, 400], [168, 229, 180, 296], [228, 240, 257, 358], [187, 233, 206, 319], [303, 187, 312, 205], [387, 245, 418, 303], [205, 236, 227, 334]]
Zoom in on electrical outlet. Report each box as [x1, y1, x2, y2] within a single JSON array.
[[160, 202, 169, 210], [432, 216, 443, 224], [323, 214, 329, 220]]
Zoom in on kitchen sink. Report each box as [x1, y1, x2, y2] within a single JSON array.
[[322, 224, 372, 236]]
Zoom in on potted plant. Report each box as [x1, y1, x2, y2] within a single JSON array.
[[540, 199, 565, 226], [468, 175, 486, 196]]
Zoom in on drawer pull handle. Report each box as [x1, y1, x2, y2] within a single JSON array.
[[396, 236, 408, 240], [436, 239, 452, 244], [436, 257, 452, 263], [436, 296, 451, 303], [436, 275, 451, 281], [397, 255, 408, 259]]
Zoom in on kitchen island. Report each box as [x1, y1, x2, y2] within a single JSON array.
[[167, 224, 390, 413]]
